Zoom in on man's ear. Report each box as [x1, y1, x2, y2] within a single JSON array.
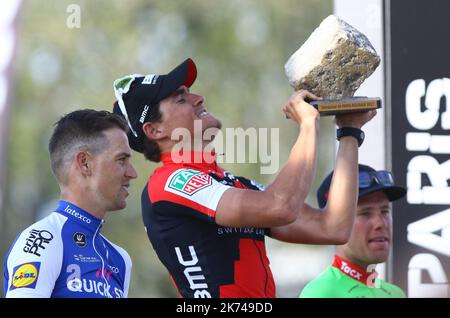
[[74, 150, 92, 176], [142, 122, 166, 141]]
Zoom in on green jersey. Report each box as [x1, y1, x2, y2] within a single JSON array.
[[299, 255, 406, 298]]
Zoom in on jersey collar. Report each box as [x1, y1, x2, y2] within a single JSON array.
[[332, 255, 378, 285], [54, 200, 103, 232], [160, 150, 220, 172]]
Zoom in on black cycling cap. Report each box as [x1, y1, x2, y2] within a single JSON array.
[[112, 58, 197, 153]]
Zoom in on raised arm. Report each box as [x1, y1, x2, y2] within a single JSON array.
[[270, 110, 377, 244], [215, 90, 320, 228]]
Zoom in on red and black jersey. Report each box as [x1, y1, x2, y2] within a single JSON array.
[[141, 151, 275, 298]]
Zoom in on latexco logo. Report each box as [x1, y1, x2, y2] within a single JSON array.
[[168, 169, 212, 195], [64, 205, 91, 224]]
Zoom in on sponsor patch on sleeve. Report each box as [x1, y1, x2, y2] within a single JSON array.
[[164, 169, 230, 212], [22, 229, 54, 256], [167, 169, 212, 195], [10, 262, 40, 290]]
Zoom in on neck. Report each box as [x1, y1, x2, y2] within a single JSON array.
[[159, 137, 217, 154], [60, 188, 106, 220], [336, 249, 372, 272], [161, 149, 218, 166]]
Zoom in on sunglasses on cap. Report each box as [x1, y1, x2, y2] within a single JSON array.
[[359, 170, 395, 188]]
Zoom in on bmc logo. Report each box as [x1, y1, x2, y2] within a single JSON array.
[[175, 245, 211, 298], [141, 74, 158, 85], [139, 105, 150, 123]]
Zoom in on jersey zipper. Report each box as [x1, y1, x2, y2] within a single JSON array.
[[92, 219, 111, 297]]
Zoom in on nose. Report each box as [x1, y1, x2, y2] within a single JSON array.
[[191, 93, 205, 108], [372, 211, 389, 231], [126, 163, 138, 179]]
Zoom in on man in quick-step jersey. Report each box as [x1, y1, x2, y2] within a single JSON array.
[[4, 109, 137, 298]]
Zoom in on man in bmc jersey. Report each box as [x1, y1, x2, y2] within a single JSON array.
[[300, 164, 406, 298], [112, 58, 376, 297], [3, 110, 137, 298]]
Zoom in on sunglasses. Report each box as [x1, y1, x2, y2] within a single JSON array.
[[113, 74, 146, 138], [359, 170, 395, 188]]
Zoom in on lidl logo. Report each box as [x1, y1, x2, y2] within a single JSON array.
[[168, 169, 212, 195], [10, 262, 40, 290]]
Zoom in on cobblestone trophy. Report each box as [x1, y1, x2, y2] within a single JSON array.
[[285, 15, 381, 115]]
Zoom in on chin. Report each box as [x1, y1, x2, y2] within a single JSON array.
[[203, 116, 222, 130], [214, 119, 222, 129], [368, 252, 389, 265], [109, 200, 127, 212], [117, 200, 127, 210]]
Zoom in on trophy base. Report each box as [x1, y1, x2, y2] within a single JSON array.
[[309, 97, 382, 116]]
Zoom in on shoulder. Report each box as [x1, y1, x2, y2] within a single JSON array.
[[150, 167, 229, 194], [146, 167, 231, 214], [379, 280, 407, 298], [300, 267, 339, 298], [7, 213, 65, 261], [4, 213, 66, 297]]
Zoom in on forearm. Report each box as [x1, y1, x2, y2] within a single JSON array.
[[272, 137, 358, 244], [271, 203, 347, 244], [271, 109, 376, 242], [323, 136, 359, 238], [266, 118, 319, 211]]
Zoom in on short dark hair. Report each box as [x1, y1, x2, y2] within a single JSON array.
[[49, 109, 128, 183]]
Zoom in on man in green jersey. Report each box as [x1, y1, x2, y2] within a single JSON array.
[[300, 164, 407, 298]]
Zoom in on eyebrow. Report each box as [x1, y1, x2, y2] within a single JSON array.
[[115, 152, 131, 159], [173, 87, 189, 97], [358, 205, 390, 213]]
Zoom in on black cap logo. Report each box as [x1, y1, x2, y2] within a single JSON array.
[[73, 232, 87, 248]]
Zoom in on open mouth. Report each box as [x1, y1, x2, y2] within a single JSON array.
[[121, 184, 130, 195], [368, 237, 389, 245], [196, 108, 209, 118]]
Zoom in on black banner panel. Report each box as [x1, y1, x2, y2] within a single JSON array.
[[386, 0, 450, 297]]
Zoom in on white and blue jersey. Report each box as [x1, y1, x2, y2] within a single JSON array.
[[3, 200, 132, 298]]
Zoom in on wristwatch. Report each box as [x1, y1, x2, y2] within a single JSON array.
[[336, 127, 365, 147]]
